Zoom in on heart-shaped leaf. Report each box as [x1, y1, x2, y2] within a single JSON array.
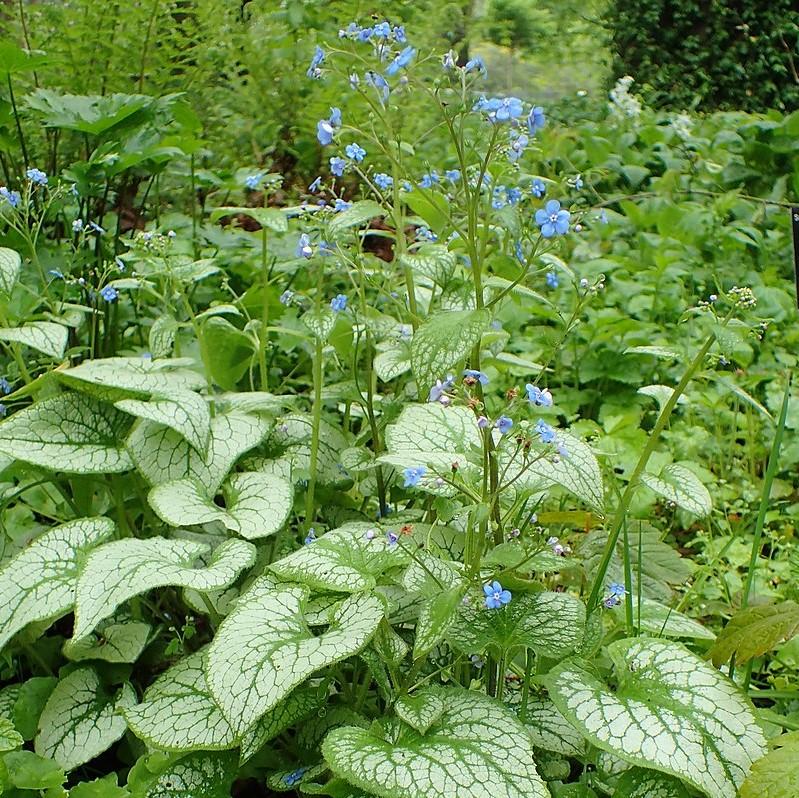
[[205, 576, 384, 736]]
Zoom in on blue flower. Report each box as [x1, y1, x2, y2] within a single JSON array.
[[416, 226, 436, 242], [330, 294, 348, 312], [244, 174, 262, 190], [100, 285, 118, 302], [477, 415, 489, 429], [599, 209, 608, 224], [333, 198, 351, 212], [0, 377, 11, 395], [535, 419, 556, 444], [296, 233, 313, 258], [330, 157, 347, 177], [573, 174, 584, 190], [345, 143, 366, 162], [386, 530, 400, 547], [428, 375, 455, 403], [419, 171, 439, 189], [307, 45, 325, 78], [492, 186, 507, 210], [506, 187, 522, 205], [358, 27, 374, 42], [514, 241, 526, 264], [525, 384, 553, 407], [26, 168, 47, 186], [72, 219, 83, 232], [365, 71, 390, 104], [374, 173, 393, 190], [527, 105, 546, 135], [464, 56, 487, 76], [48, 269, 64, 280], [603, 582, 628, 608], [317, 107, 342, 146], [403, 466, 426, 488], [495, 416, 513, 435], [484, 580, 511, 609], [339, 22, 360, 38], [474, 96, 524, 122], [546, 271, 559, 288], [373, 21, 391, 38], [304, 529, 317, 545], [445, 169, 461, 183], [308, 176, 322, 193], [279, 290, 294, 305], [509, 132, 528, 162], [442, 50, 457, 70], [386, 45, 416, 76], [463, 369, 488, 385], [535, 200, 570, 238], [393, 25, 406, 42], [283, 767, 308, 787], [0, 187, 21, 207], [531, 178, 546, 198], [88, 222, 104, 234], [349, 72, 360, 88]]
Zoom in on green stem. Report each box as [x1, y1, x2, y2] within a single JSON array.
[[586, 332, 716, 613], [259, 223, 270, 390], [304, 337, 324, 528]]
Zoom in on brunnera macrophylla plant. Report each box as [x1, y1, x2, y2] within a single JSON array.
[[0, 20, 777, 798]]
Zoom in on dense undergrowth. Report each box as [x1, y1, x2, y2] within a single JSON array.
[[0, 3, 799, 797]]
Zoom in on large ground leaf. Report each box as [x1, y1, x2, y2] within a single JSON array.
[[128, 411, 271, 493], [123, 650, 236, 752], [148, 472, 293, 539], [0, 394, 133, 473], [322, 688, 549, 798], [73, 538, 255, 638], [546, 637, 767, 798], [205, 576, 384, 736], [0, 322, 68, 358], [35, 667, 135, 771], [0, 517, 114, 650], [739, 732, 799, 798]]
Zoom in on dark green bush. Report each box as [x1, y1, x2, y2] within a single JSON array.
[[608, 0, 799, 111]]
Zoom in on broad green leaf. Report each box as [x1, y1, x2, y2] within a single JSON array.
[[546, 637, 767, 798], [739, 732, 799, 798], [209, 206, 288, 232], [239, 684, 327, 763], [609, 597, 715, 640], [202, 317, 254, 390], [322, 688, 549, 798], [127, 751, 237, 798], [73, 538, 255, 638], [116, 392, 210, 454], [612, 768, 692, 797], [0, 247, 21, 295], [34, 667, 136, 771], [128, 411, 270, 494], [327, 200, 384, 235], [13, 676, 57, 740], [123, 650, 235, 751], [638, 385, 688, 410], [709, 601, 799, 667], [269, 524, 408, 593], [69, 773, 130, 797], [303, 308, 336, 341], [448, 591, 585, 658], [149, 472, 293, 539], [399, 246, 456, 286], [3, 750, 65, 789], [624, 346, 681, 359], [502, 429, 604, 511], [0, 322, 68, 358], [205, 576, 384, 735], [0, 393, 133, 473], [410, 309, 490, 395], [58, 357, 205, 400], [381, 403, 481, 477], [641, 464, 712, 516], [64, 621, 152, 663], [0, 517, 114, 650], [414, 586, 466, 659], [0, 717, 23, 751], [394, 691, 445, 734]]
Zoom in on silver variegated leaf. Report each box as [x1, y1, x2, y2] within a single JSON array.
[[205, 576, 384, 736], [0, 322, 68, 358], [73, 538, 255, 638], [0, 517, 114, 650]]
